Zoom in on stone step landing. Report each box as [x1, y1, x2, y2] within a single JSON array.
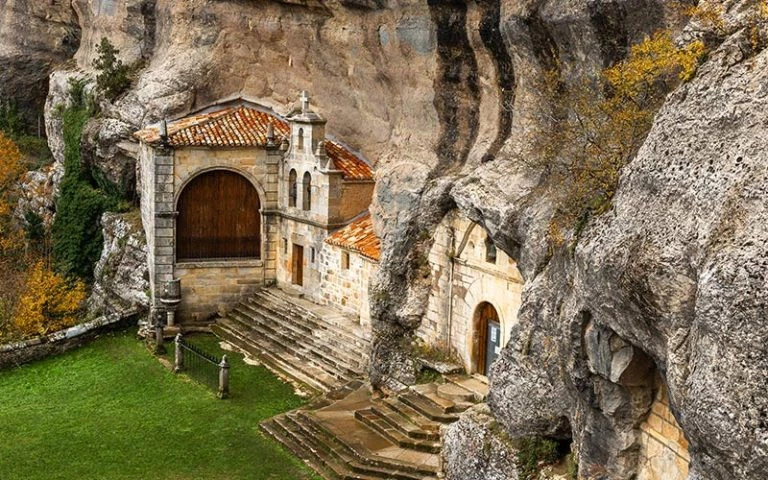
[[212, 287, 371, 394], [262, 376, 488, 480]]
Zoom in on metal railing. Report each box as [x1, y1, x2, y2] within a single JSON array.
[[173, 334, 230, 399]]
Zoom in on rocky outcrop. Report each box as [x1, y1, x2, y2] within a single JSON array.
[[88, 211, 149, 317], [1, 0, 766, 479], [443, 403, 521, 480], [0, 0, 80, 128]]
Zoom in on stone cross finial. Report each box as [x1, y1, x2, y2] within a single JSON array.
[[266, 122, 275, 143], [300, 90, 311, 113]]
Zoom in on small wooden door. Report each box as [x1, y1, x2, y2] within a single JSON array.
[[475, 302, 501, 376], [292, 244, 304, 286]]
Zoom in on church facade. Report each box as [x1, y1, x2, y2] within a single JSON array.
[[135, 93, 523, 377]]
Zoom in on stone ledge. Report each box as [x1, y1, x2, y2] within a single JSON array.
[[0, 309, 139, 369], [176, 259, 264, 269]]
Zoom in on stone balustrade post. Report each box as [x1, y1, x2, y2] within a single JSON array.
[[218, 355, 230, 399], [174, 334, 184, 373], [153, 309, 166, 355]]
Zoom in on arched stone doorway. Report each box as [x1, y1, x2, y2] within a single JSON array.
[[472, 302, 502, 376], [176, 170, 262, 260]]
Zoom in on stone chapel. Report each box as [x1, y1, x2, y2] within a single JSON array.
[[136, 92, 524, 379]]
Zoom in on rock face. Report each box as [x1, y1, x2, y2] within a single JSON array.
[[0, 0, 80, 128], [1, 0, 766, 479], [443, 403, 521, 480], [88, 211, 150, 317]]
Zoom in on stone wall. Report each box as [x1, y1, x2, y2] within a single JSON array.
[[317, 244, 376, 327], [0, 312, 136, 370], [175, 260, 265, 322], [339, 181, 375, 221], [418, 210, 524, 372], [637, 376, 690, 480]]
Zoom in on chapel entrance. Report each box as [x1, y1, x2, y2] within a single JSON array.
[[176, 170, 261, 260], [474, 302, 501, 376], [292, 244, 304, 286]]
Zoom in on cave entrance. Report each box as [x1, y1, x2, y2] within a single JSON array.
[[473, 302, 501, 376]]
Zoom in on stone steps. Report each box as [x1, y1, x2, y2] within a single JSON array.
[[254, 289, 370, 347], [354, 408, 442, 454], [444, 374, 489, 402], [213, 287, 372, 393], [227, 309, 362, 382], [262, 411, 438, 480], [236, 300, 367, 371], [369, 400, 441, 442], [211, 322, 333, 394]]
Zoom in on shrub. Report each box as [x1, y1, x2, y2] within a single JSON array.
[[516, 437, 560, 480], [93, 38, 131, 101], [12, 260, 86, 337], [534, 29, 707, 247], [51, 80, 115, 281]]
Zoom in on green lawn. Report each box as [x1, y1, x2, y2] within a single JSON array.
[[0, 330, 319, 480]]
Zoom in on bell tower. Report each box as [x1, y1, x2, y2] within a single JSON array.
[[288, 91, 326, 160]]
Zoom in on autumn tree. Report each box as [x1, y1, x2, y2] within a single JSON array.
[[12, 260, 86, 337], [534, 30, 707, 246]]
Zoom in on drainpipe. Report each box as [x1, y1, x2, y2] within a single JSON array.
[[446, 228, 456, 357]]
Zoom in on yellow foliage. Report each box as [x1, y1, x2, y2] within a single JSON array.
[[604, 31, 707, 98], [535, 29, 709, 248], [0, 131, 23, 191], [12, 260, 86, 336]]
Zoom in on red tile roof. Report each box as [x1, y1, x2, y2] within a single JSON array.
[[134, 105, 373, 181], [325, 213, 381, 261]]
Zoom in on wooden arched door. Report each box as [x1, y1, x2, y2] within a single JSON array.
[[474, 302, 501, 376], [177, 170, 261, 260]]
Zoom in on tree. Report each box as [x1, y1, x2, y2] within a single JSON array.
[[12, 260, 86, 336], [534, 30, 707, 246], [93, 37, 131, 101]]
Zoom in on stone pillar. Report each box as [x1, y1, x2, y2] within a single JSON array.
[[153, 308, 166, 355], [152, 147, 176, 319], [173, 334, 184, 372], [218, 355, 230, 399], [263, 144, 283, 283]]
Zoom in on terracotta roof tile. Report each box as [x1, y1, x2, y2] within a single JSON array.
[[134, 105, 373, 181], [325, 213, 380, 261]]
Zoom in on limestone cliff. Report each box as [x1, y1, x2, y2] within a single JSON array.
[[1, 1, 766, 479]]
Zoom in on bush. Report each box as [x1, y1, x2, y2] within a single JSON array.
[[51, 79, 116, 281], [93, 38, 131, 101], [516, 437, 561, 480], [534, 29, 707, 248], [12, 260, 86, 337]]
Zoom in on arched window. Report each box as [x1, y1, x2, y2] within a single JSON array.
[[485, 236, 497, 264], [176, 170, 261, 260], [302, 172, 312, 211], [297, 128, 304, 151], [288, 169, 297, 207]]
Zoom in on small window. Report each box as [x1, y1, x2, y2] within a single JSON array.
[[302, 172, 312, 211], [485, 236, 497, 264], [283, 238, 288, 254], [297, 128, 304, 151], [310, 247, 316, 263], [341, 251, 350, 270], [288, 169, 297, 207]]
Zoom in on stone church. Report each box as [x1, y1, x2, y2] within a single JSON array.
[[135, 93, 689, 480], [135, 92, 523, 377]]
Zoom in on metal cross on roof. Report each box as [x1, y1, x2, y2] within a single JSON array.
[[300, 90, 311, 113]]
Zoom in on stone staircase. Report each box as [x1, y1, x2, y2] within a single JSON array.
[[262, 374, 489, 480], [211, 287, 371, 394]]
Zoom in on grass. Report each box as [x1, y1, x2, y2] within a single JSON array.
[[0, 330, 320, 480]]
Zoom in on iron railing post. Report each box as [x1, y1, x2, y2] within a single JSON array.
[[218, 355, 230, 399]]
